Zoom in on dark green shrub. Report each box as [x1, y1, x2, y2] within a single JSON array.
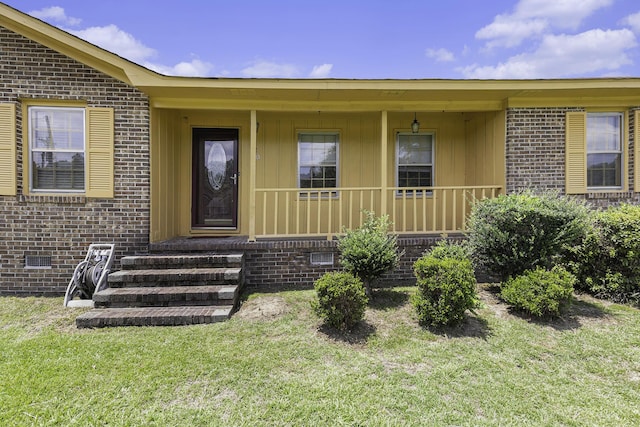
[[500, 266, 575, 318], [467, 191, 589, 281], [571, 204, 640, 304], [312, 272, 368, 331], [412, 243, 478, 327], [338, 210, 403, 296], [427, 239, 470, 260]]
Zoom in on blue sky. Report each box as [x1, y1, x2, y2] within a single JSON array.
[[6, 0, 640, 79]]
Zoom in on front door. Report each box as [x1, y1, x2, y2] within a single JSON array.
[[192, 128, 239, 229]]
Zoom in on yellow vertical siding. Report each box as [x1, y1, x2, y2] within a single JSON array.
[[0, 103, 16, 196], [464, 111, 506, 187], [150, 108, 182, 242]]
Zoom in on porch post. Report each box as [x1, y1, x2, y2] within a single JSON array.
[[380, 110, 388, 216], [249, 110, 257, 241]]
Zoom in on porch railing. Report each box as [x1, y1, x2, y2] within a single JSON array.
[[252, 185, 502, 240]]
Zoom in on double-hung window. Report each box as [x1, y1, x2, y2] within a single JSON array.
[[397, 132, 434, 193], [298, 132, 339, 192], [29, 106, 85, 192], [586, 113, 623, 189]]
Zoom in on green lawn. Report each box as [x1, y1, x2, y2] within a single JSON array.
[[1, 286, 639, 426]]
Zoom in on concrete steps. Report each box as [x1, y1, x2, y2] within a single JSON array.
[[76, 253, 244, 328]]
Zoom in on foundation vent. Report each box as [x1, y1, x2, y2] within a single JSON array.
[[25, 255, 52, 269], [310, 252, 334, 266]]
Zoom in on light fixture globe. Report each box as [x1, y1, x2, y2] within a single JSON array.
[[411, 113, 420, 133]]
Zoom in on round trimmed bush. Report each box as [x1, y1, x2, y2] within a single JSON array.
[[500, 266, 575, 318], [412, 243, 478, 327], [312, 272, 368, 331]]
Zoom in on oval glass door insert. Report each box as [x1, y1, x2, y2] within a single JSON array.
[[207, 142, 227, 190]]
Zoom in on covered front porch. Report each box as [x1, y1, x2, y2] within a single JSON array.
[[148, 82, 506, 243]]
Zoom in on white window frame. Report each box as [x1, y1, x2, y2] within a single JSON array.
[[297, 131, 339, 197], [28, 106, 86, 193], [396, 132, 435, 195], [586, 112, 623, 190]]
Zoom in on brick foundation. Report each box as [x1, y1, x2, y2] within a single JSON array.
[[150, 235, 465, 289]]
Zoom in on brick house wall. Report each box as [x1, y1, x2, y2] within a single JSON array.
[[0, 27, 150, 295], [506, 107, 640, 206]]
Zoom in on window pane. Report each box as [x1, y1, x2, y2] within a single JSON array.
[[32, 151, 85, 190], [398, 134, 433, 165], [31, 108, 84, 150], [298, 133, 338, 189], [397, 133, 433, 188], [587, 153, 621, 187], [399, 166, 432, 188], [587, 114, 621, 152]]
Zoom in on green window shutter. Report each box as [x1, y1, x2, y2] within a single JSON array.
[[565, 111, 587, 194], [0, 104, 16, 196], [85, 107, 114, 198], [633, 110, 640, 193]]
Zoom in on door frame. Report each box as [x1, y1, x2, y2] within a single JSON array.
[[191, 127, 239, 229]]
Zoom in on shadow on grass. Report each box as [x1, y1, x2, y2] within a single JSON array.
[[318, 321, 377, 345], [508, 297, 610, 331], [368, 288, 410, 310], [425, 313, 492, 340]]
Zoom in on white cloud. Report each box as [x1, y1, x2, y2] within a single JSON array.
[[426, 48, 455, 62], [460, 29, 636, 79], [477, 0, 613, 48], [241, 60, 299, 78], [29, 6, 82, 26], [309, 64, 333, 78], [621, 11, 640, 33], [28, 7, 217, 77], [69, 25, 157, 63], [145, 59, 215, 77]]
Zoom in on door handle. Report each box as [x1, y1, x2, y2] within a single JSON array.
[[231, 173, 238, 185]]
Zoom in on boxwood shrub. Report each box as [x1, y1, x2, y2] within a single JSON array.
[[412, 241, 478, 327], [312, 272, 368, 331], [500, 266, 575, 318]]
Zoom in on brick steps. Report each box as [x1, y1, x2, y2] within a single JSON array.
[[76, 254, 244, 328], [76, 306, 234, 328]]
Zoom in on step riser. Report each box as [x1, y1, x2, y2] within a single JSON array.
[[76, 307, 233, 328], [121, 255, 244, 271], [108, 269, 242, 288], [93, 287, 238, 308], [95, 300, 233, 308], [109, 279, 240, 288]]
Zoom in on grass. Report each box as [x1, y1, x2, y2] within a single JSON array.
[[1, 286, 640, 426]]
